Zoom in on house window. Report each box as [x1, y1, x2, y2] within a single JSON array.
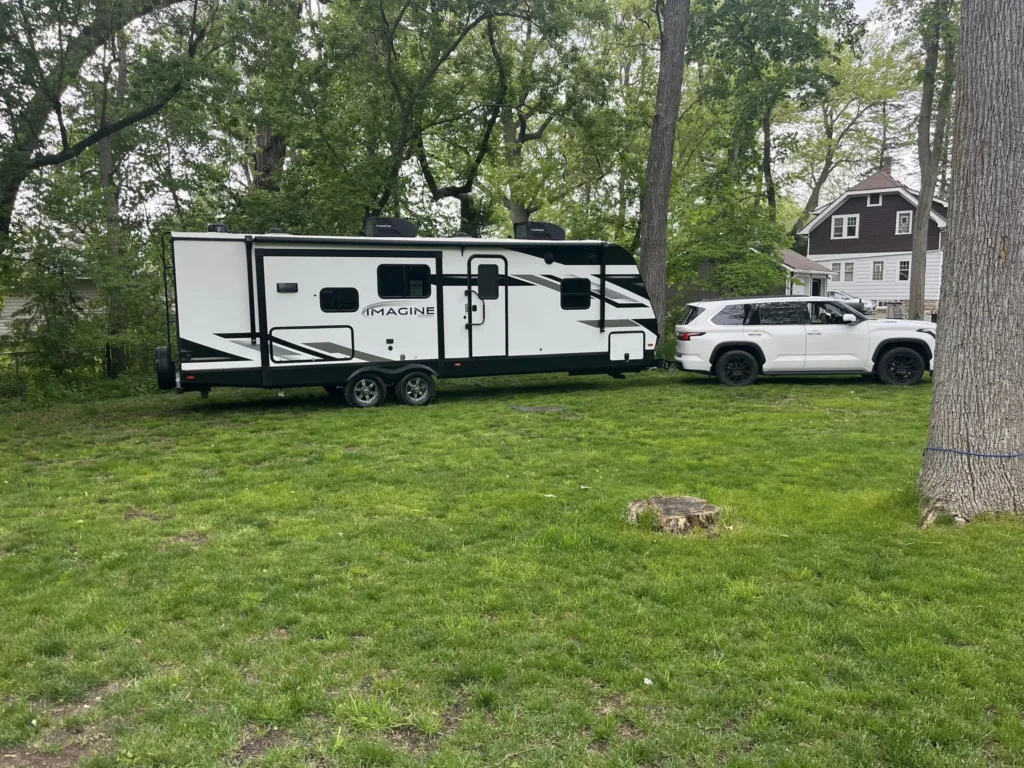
[[867, 193, 882, 207], [832, 262, 841, 281], [896, 210, 913, 235], [844, 263, 854, 282], [320, 287, 359, 313], [832, 214, 859, 239], [872, 261, 884, 281], [477, 264, 500, 300], [560, 278, 592, 310], [377, 264, 431, 298], [899, 261, 910, 281]]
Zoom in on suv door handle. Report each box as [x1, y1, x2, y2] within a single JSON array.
[[808, 330, 823, 335], [748, 332, 764, 337]]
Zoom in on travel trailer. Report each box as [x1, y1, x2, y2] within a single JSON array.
[[156, 220, 659, 406]]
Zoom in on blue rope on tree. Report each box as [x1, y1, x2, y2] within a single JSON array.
[[923, 447, 1024, 459]]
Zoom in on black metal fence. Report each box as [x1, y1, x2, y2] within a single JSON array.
[[0, 341, 156, 399]]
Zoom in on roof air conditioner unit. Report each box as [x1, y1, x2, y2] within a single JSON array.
[[513, 221, 565, 241], [363, 217, 419, 238]]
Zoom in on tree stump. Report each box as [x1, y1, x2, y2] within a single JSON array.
[[627, 496, 720, 534]]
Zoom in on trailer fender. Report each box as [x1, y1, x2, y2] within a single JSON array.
[[345, 363, 439, 385]]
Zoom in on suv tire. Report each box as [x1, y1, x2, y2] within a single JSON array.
[[714, 349, 759, 387], [345, 373, 387, 407], [877, 346, 925, 386]]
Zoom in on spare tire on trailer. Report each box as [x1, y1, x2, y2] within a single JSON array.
[[155, 346, 175, 390]]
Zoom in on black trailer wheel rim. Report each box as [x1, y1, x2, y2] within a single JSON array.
[[887, 355, 918, 382], [353, 378, 380, 404], [724, 357, 753, 384], [403, 376, 429, 403]]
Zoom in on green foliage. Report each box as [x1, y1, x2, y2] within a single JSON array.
[[1, 0, 928, 388]]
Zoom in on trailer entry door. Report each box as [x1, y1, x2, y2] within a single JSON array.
[[467, 256, 508, 358]]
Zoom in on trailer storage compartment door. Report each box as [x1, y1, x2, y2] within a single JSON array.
[[269, 325, 355, 363], [608, 331, 645, 362]]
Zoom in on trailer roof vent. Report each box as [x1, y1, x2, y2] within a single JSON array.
[[514, 221, 565, 241], [207, 223, 230, 233], [363, 217, 419, 238]]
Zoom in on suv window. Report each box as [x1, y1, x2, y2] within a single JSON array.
[[710, 304, 750, 325], [682, 305, 705, 325], [752, 302, 809, 325]]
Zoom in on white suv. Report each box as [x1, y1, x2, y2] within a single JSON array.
[[675, 297, 936, 386]]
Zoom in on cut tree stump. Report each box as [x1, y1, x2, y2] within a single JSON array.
[[627, 496, 720, 534]]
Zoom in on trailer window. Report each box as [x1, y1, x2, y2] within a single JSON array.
[[560, 278, 592, 310], [320, 287, 359, 313], [378, 264, 432, 298], [477, 264, 500, 300]]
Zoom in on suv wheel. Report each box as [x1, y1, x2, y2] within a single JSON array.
[[877, 346, 925, 386], [715, 350, 759, 387], [345, 373, 387, 407]]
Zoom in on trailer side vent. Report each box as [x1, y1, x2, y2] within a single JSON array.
[[513, 221, 565, 241], [207, 223, 230, 233], [363, 217, 419, 238]]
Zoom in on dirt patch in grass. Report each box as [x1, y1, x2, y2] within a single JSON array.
[[45, 680, 127, 719], [270, 627, 290, 639], [617, 721, 644, 739], [596, 694, 628, 716], [383, 725, 434, 756], [161, 532, 207, 549], [234, 724, 289, 764], [0, 728, 113, 768]]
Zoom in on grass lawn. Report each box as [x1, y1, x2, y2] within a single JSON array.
[[2, 372, 1024, 767]]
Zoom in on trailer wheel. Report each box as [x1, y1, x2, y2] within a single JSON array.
[[155, 346, 175, 390], [344, 373, 386, 408], [396, 371, 435, 406]]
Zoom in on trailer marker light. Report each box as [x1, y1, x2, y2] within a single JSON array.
[[454, 363, 462, 367], [186, 375, 196, 381]]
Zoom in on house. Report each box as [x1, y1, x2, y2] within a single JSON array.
[[0, 279, 99, 339], [798, 168, 947, 310], [781, 248, 832, 296]]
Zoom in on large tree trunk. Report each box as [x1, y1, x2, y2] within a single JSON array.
[[919, 0, 1024, 524], [638, 0, 690, 339], [100, 36, 130, 377]]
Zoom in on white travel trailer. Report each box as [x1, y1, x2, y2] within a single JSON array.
[[156, 220, 659, 406]]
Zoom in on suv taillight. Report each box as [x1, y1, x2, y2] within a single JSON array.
[[677, 331, 706, 341]]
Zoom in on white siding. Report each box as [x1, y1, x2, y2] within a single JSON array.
[[0, 280, 99, 338], [808, 251, 943, 303], [0, 297, 30, 337]]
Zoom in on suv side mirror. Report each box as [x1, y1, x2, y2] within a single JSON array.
[[842, 313, 857, 324]]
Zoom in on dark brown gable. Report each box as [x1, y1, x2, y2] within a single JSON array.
[[808, 193, 942, 256]]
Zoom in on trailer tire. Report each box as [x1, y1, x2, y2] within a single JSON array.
[[395, 371, 435, 406], [155, 346, 175, 390], [344, 373, 386, 408]]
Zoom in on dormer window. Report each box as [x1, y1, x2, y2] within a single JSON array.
[[867, 193, 883, 207], [896, 210, 913, 235], [831, 214, 860, 239]]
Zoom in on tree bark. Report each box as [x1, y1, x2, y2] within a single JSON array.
[[761, 103, 777, 219], [919, 0, 1024, 524], [638, 0, 690, 339], [909, 1, 956, 320]]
